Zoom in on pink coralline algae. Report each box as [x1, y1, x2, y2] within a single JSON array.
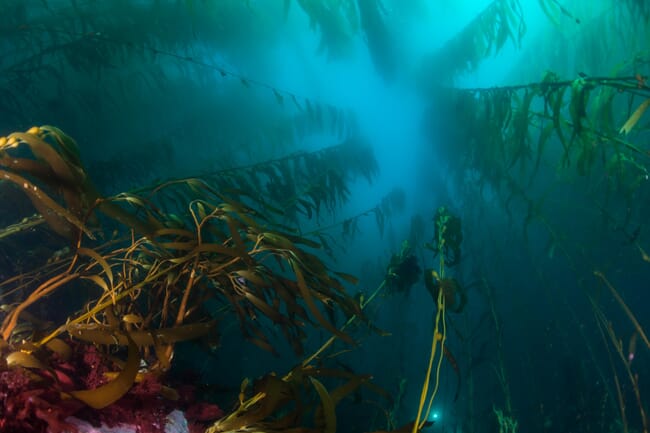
[[0, 368, 83, 433], [0, 340, 223, 433]]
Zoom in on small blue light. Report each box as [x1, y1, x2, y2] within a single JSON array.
[[428, 411, 440, 422]]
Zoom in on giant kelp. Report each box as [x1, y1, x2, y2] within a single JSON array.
[[132, 136, 379, 227], [3, 0, 649, 432], [0, 127, 354, 343], [0, 1, 409, 432], [420, 0, 526, 85], [0, 0, 357, 176], [419, 1, 650, 431], [0, 125, 400, 432], [286, 0, 398, 80], [425, 71, 650, 236], [621, 0, 650, 21]]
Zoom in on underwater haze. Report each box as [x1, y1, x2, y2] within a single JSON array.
[[1, 1, 649, 433]]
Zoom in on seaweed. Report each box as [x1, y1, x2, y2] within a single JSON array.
[[0, 125, 399, 432], [420, 0, 526, 84]]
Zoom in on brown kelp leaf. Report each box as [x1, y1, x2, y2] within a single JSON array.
[[6, 351, 48, 370], [241, 291, 285, 324], [275, 282, 310, 320], [0, 214, 46, 241], [193, 243, 242, 258], [44, 338, 72, 361], [113, 193, 149, 209], [214, 374, 293, 432], [82, 274, 109, 294], [297, 250, 329, 278], [262, 232, 296, 250], [334, 272, 359, 285], [247, 326, 279, 356], [7, 131, 78, 184], [328, 375, 366, 406], [153, 228, 196, 239], [0, 169, 92, 238], [0, 155, 56, 182], [69, 334, 139, 409], [66, 324, 120, 345], [247, 335, 277, 354], [121, 314, 143, 324], [67, 321, 216, 346], [39, 125, 83, 167], [97, 199, 163, 238], [290, 261, 355, 346], [223, 215, 247, 256], [247, 373, 295, 414], [29, 192, 78, 239], [620, 98, 650, 135], [158, 241, 198, 251], [310, 377, 336, 433], [283, 233, 321, 249], [194, 201, 208, 221], [238, 377, 250, 405], [77, 247, 114, 287], [217, 202, 262, 230], [150, 333, 172, 372], [166, 245, 222, 264], [234, 269, 266, 286]]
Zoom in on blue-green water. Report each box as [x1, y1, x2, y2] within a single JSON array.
[[0, 1, 649, 432]]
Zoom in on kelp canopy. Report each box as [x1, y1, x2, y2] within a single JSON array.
[[1, 1, 650, 433], [418, 1, 650, 433], [0, 1, 397, 431]]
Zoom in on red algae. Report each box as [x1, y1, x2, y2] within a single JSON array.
[[0, 369, 82, 433], [0, 340, 223, 433]]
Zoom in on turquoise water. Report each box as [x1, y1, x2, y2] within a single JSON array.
[[0, 1, 649, 432]]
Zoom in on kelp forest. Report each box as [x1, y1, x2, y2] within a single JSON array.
[[0, 1, 649, 432]]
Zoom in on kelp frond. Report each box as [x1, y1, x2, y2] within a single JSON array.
[[0, 126, 366, 363], [0, 125, 392, 427], [122, 135, 379, 229], [0, 126, 161, 240], [421, 0, 526, 83], [423, 67, 650, 255]]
